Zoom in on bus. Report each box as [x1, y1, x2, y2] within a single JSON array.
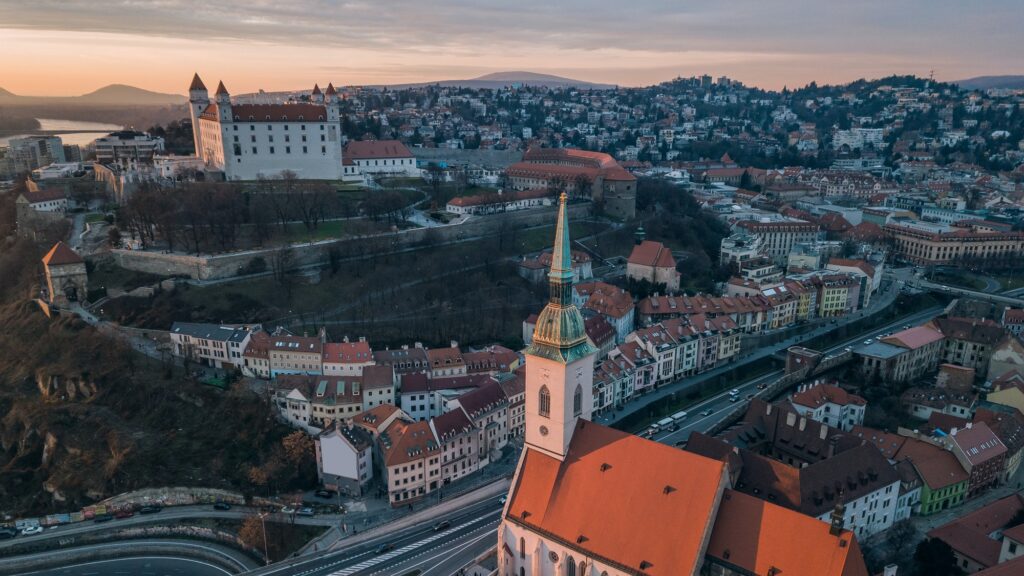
[[657, 417, 678, 432], [671, 411, 688, 423]]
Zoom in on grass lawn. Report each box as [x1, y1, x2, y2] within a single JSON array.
[[280, 220, 348, 242], [89, 259, 166, 290], [518, 221, 606, 253], [84, 212, 107, 224], [996, 275, 1024, 291]]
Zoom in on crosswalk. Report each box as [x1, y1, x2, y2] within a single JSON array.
[[326, 514, 493, 576]]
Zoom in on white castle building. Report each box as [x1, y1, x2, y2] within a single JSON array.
[[188, 74, 344, 181]]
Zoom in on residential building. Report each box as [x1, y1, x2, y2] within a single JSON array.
[[789, 381, 867, 431], [933, 317, 1006, 378], [626, 240, 680, 293], [267, 334, 324, 377], [734, 219, 820, 265], [322, 339, 374, 376], [450, 379, 510, 460], [5, 136, 64, 173], [373, 345, 429, 375], [884, 220, 1024, 268], [189, 75, 345, 180], [429, 408, 481, 485], [505, 147, 637, 219], [900, 387, 977, 421], [517, 249, 592, 285], [573, 281, 635, 343], [427, 344, 467, 378], [448, 188, 555, 215], [360, 364, 396, 411], [946, 422, 1008, 497], [1000, 308, 1024, 336], [272, 374, 364, 430], [93, 131, 166, 163], [341, 139, 418, 183], [857, 325, 945, 384], [380, 418, 441, 507], [315, 421, 373, 496], [927, 494, 1024, 573], [398, 372, 491, 422], [988, 337, 1024, 382], [169, 322, 252, 370]]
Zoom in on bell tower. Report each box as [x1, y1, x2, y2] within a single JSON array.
[[524, 193, 598, 460]]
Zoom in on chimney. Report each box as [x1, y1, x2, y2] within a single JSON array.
[[883, 565, 898, 576], [829, 493, 846, 536]]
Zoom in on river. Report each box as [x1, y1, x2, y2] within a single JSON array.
[[26, 556, 233, 575], [0, 118, 124, 148]]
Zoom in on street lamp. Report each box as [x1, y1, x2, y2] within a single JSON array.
[[258, 512, 270, 565]]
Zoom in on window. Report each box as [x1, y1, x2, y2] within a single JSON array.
[[566, 557, 576, 576], [519, 537, 525, 559], [573, 384, 582, 416], [539, 386, 550, 418]]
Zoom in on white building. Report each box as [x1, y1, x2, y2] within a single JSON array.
[[32, 162, 81, 180], [789, 381, 867, 432], [153, 155, 204, 179], [169, 322, 252, 369], [315, 421, 373, 496], [94, 131, 166, 163], [322, 339, 375, 376], [189, 74, 344, 181], [341, 140, 419, 183]]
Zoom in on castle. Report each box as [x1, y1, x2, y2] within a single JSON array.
[[188, 74, 344, 181]]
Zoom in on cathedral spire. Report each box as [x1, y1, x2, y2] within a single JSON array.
[[548, 192, 573, 286]]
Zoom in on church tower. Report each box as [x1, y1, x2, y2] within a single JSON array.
[[188, 73, 209, 163], [524, 194, 598, 460]]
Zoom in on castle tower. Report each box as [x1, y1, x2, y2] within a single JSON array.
[[188, 73, 209, 162], [325, 83, 341, 123], [523, 193, 598, 460], [215, 81, 232, 124], [311, 83, 324, 104]]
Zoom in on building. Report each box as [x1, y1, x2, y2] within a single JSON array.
[[267, 333, 324, 377], [859, 429, 970, 516], [946, 422, 1008, 497], [5, 136, 65, 173], [926, 494, 1024, 573], [626, 240, 680, 293], [169, 322, 252, 369], [93, 131, 166, 163], [341, 139, 418, 183], [398, 373, 492, 422], [380, 418, 441, 507], [272, 374, 365, 430], [573, 282, 635, 343], [427, 344, 467, 378], [315, 421, 373, 496], [430, 408, 481, 485], [450, 379, 511, 460], [734, 219, 820, 265], [789, 381, 867, 431], [41, 241, 87, 308], [322, 339, 374, 376], [933, 317, 1006, 378], [505, 147, 637, 220], [857, 325, 945, 384], [497, 195, 869, 576], [361, 364, 397, 410], [373, 345, 430, 375], [188, 74, 344, 180], [988, 338, 1024, 382], [518, 249, 592, 285], [884, 220, 1024, 268], [448, 187, 554, 215], [1000, 308, 1024, 336]]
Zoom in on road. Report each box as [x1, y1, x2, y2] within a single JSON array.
[[24, 557, 233, 576]]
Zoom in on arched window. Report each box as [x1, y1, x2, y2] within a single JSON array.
[[579, 560, 587, 574], [573, 384, 582, 416], [520, 537, 525, 559], [566, 556, 576, 576], [539, 386, 550, 418], [520, 569, 525, 576]]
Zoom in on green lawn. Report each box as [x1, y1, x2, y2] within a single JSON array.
[[85, 212, 107, 224], [279, 220, 348, 242], [996, 275, 1024, 291]]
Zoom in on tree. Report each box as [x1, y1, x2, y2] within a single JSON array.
[[424, 163, 446, 210], [270, 247, 296, 300], [107, 226, 122, 248], [238, 515, 268, 561], [913, 538, 965, 576], [282, 430, 313, 466]]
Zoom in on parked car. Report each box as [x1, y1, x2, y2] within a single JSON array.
[[93, 514, 114, 523], [280, 506, 296, 514], [729, 389, 740, 396], [297, 507, 316, 517], [374, 543, 395, 555], [756, 383, 768, 390], [432, 520, 451, 532], [0, 528, 17, 540], [213, 502, 232, 511], [863, 339, 873, 345], [21, 526, 43, 536], [498, 495, 507, 505], [315, 489, 336, 499], [139, 506, 162, 514], [114, 510, 134, 520]]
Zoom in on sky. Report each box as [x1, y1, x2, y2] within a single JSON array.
[[0, 1, 1022, 96]]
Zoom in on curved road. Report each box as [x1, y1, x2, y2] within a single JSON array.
[[24, 557, 232, 576]]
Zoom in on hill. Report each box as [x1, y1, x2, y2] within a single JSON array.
[[954, 75, 1024, 90], [0, 84, 186, 106], [381, 70, 616, 90]]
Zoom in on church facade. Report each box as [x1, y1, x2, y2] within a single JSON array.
[[188, 74, 344, 181]]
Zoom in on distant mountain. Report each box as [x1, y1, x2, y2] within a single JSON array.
[[0, 84, 186, 106], [380, 71, 616, 90], [954, 75, 1024, 90]]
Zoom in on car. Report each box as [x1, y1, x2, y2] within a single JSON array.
[[863, 339, 873, 345], [315, 489, 336, 499], [756, 383, 768, 390], [297, 507, 316, 517], [21, 526, 43, 536], [499, 495, 507, 505], [0, 528, 16, 540], [844, 346, 852, 352], [114, 510, 134, 520], [213, 502, 232, 511], [374, 543, 395, 555], [674, 440, 687, 447], [432, 520, 451, 532], [281, 506, 296, 514], [139, 506, 162, 514], [93, 514, 113, 523], [700, 409, 714, 417], [729, 389, 740, 396], [729, 396, 739, 403]]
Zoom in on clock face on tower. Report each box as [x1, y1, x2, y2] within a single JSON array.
[[539, 425, 549, 436]]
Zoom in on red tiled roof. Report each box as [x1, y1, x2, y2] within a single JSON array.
[[893, 436, 969, 490], [882, 326, 944, 350], [361, 364, 395, 391], [949, 422, 1007, 466], [322, 341, 373, 364], [975, 557, 1024, 576], [42, 241, 83, 266], [506, 421, 726, 575], [381, 419, 438, 467], [344, 139, 414, 160], [791, 383, 866, 409], [827, 258, 876, 278], [628, 240, 676, 269], [20, 188, 67, 203], [927, 493, 1024, 568], [707, 490, 869, 576]]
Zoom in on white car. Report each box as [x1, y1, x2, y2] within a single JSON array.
[[280, 506, 296, 514], [21, 526, 43, 536]]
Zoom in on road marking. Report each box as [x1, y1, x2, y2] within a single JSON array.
[[18, 555, 234, 576], [402, 523, 498, 576]]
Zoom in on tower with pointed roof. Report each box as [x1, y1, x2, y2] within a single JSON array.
[[214, 81, 233, 124], [325, 83, 340, 123], [42, 241, 87, 307], [524, 193, 598, 460], [188, 73, 209, 163]]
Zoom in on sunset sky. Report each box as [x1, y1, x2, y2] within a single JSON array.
[[1, 1, 1021, 96]]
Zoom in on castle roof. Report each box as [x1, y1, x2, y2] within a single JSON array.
[[42, 241, 83, 267], [189, 73, 206, 92]]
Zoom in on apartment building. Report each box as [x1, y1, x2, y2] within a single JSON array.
[[170, 322, 252, 370]]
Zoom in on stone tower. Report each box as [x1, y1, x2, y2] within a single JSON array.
[[42, 241, 87, 307]]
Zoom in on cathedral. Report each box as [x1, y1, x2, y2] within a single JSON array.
[[187, 74, 345, 181], [498, 194, 870, 576]]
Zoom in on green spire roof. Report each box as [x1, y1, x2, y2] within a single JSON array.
[[526, 193, 598, 364]]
